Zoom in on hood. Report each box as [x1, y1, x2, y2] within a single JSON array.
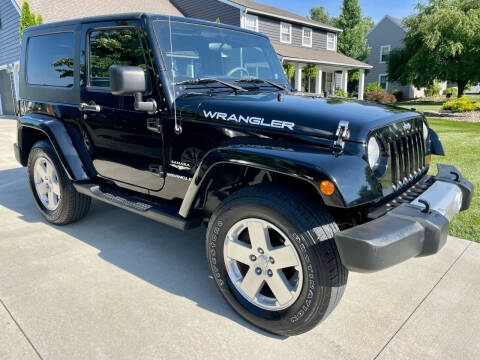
[[175, 92, 421, 143]]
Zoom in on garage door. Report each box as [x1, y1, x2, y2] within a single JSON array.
[[0, 69, 15, 115]]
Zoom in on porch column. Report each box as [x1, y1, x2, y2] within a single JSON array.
[[342, 70, 348, 93], [358, 69, 365, 100], [315, 67, 323, 95], [294, 64, 303, 91]]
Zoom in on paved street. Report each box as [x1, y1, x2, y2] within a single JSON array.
[[0, 116, 479, 360]]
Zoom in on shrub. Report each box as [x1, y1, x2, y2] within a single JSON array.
[[425, 80, 442, 97], [335, 89, 347, 97], [443, 87, 458, 97], [392, 89, 403, 101], [364, 91, 397, 104], [442, 96, 480, 112], [365, 82, 385, 93]]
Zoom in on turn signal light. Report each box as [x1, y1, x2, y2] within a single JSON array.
[[320, 180, 335, 196], [427, 154, 432, 164]]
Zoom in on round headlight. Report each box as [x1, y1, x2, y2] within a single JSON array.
[[367, 137, 380, 169], [423, 122, 429, 140]]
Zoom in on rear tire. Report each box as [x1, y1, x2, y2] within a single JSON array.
[[206, 184, 348, 336], [27, 140, 91, 225]]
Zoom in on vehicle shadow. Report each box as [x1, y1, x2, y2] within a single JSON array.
[[0, 166, 285, 339]]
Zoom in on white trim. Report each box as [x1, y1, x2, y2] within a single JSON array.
[[365, 15, 407, 38], [280, 22, 292, 44], [302, 27, 312, 47], [280, 56, 373, 69], [327, 32, 336, 51], [379, 45, 391, 63], [9, 0, 21, 14], [378, 73, 389, 91], [219, 0, 342, 32]]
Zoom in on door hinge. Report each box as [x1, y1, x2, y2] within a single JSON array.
[[333, 120, 350, 153], [149, 164, 165, 177], [147, 118, 163, 133]]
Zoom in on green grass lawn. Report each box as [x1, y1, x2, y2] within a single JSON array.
[[427, 118, 480, 242], [396, 94, 480, 113]]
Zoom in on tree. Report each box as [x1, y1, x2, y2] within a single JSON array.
[[388, 0, 480, 97], [309, 6, 334, 26], [19, 1, 43, 43], [335, 0, 373, 64], [310, 1, 373, 83]]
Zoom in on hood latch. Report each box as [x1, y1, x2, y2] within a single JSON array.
[[333, 120, 350, 153]]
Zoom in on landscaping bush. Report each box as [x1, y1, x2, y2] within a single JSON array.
[[364, 91, 396, 104], [392, 89, 403, 101], [442, 96, 480, 112], [365, 82, 385, 93], [443, 87, 458, 98], [425, 80, 442, 97], [335, 89, 347, 97]]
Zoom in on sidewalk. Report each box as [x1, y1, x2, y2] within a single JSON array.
[[1, 117, 479, 359]]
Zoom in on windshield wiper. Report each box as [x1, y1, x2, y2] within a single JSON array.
[[176, 78, 246, 92], [235, 78, 286, 90]]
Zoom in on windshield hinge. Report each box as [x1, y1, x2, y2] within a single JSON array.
[[333, 120, 350, 153]]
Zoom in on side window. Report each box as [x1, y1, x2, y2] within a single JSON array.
[[27, 32, 75, 87], [88, 28, 146, 88]]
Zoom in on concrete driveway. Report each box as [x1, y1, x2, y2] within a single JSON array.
[[0, 116, 479, 360]]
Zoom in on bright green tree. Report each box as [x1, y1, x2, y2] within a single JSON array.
[[388, 0, 480, 97], [335, 0, 373, 65], [309, 6, 335, 26], [19, 1, 43, 43]]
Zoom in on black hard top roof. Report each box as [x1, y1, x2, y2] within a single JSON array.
[[23, 12, 268, 39]]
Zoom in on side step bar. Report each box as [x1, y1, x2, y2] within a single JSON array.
[[73, 183, 202, 230]]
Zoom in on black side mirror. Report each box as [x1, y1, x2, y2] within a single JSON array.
[[109, 65, 157, 113]]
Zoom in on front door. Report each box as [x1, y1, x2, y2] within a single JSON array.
[[80, 22, 165, 192]]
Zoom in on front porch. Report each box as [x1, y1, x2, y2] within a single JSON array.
[[272, 43, 372, 100], [284, 62, 367, 100]]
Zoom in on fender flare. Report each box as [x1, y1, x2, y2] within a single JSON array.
[[429, 129, 445, 156], [179, 145, 382, 217], [17, 114, 89, 181]]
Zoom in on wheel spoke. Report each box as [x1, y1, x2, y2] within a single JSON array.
[[36, 182, 48, 196], [47, 189, 55, 208], [247, 221, 270, 251], [267, 270, 293, 306], [269, 245, 299, 269], [239, 268, 264, 299], [46, 162, 55, 180], [36, 162, 48, 179], [50, 182, 61, 198], [225, 240, 252, 265]]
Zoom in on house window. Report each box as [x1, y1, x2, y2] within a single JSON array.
[[302, 27, 312, 47], [280, 22, 292, 44], [380, 45, 391, 63], [379, 74, 388, 90], [327, 32, 336, 51], [244, 14, 258, 32]]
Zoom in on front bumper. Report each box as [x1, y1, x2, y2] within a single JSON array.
[[335, 164, 473, 272]]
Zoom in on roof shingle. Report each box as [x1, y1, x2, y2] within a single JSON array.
[[273, 43, 372, 69], [14, 0, 183, 22]]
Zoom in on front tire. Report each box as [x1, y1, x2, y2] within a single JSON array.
[[206, 184, 348, 336], [27, 140, 91, 225]]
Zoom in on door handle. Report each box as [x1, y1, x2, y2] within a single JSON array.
[[79, 103, 101, 112]]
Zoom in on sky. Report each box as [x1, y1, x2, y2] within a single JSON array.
[[254, 0, 420, 24]]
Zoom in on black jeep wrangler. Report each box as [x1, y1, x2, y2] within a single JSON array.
[[14, 13, 472, 336]]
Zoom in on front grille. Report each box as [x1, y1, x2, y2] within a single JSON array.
[[388, 131, 426, 188]]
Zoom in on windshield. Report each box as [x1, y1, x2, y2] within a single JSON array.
[[153, 20, 288, 95]]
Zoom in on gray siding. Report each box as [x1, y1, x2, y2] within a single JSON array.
[[0, 0, 20, 66], [171, 0, 240, 26], [258, 15, 328, 50], [365, 16, 411, 95]]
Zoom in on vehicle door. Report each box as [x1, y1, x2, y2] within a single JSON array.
[[80, 21, 165, 192]]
